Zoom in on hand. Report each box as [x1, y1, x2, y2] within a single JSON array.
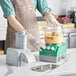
[[44, 12, 61, 26], [25, 30, 45, 49], [28, 34, 45, 48], [36, 40, 46, 49]]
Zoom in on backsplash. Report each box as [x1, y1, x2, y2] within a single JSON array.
[[0, 6, 7, 40], [36, 0, 76, 16], [36, 0, 67, 16]]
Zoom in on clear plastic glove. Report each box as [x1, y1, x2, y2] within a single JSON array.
[[25, 30, 45, 50], [44, 12, 61, 26]]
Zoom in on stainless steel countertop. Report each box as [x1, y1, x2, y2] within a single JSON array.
[[0, 48, 76, 76]]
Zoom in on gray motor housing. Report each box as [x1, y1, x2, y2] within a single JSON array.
[[6, 48, 36, 66], [16, 31, 27, 50], [40, 54, 66, 63]]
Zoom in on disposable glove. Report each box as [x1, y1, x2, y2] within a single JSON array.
[[44, 12, 61, 26], [25, 30, 45, 51]]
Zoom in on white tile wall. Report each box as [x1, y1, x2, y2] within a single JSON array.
[[36, 0, 66, 16], [47, 0, 64, 15], [0, 6, 7, 40], [36, 0, 76, 16]]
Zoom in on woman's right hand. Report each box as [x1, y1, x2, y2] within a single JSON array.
[[25, 30, 45, 49]]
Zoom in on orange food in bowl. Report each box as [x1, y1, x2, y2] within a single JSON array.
[[45, 33, 63, 44], [0, 50, 4, 55]]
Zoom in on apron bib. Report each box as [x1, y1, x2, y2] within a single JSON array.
[[5, 0, 39, 52]]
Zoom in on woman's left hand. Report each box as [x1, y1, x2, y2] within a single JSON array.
[[44, 12, 61, 26]]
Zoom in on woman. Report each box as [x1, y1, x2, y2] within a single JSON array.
[[0, 0, 60, 51]]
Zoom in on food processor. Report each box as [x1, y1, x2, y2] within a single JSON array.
[[39, 24, 67, 63]]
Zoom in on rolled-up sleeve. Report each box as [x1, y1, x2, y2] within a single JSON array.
[[0, 0, 16, 18], [37, 0, 52, 16]]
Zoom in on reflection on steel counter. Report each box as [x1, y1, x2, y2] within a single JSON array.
[[31, 64, 59, 72]]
